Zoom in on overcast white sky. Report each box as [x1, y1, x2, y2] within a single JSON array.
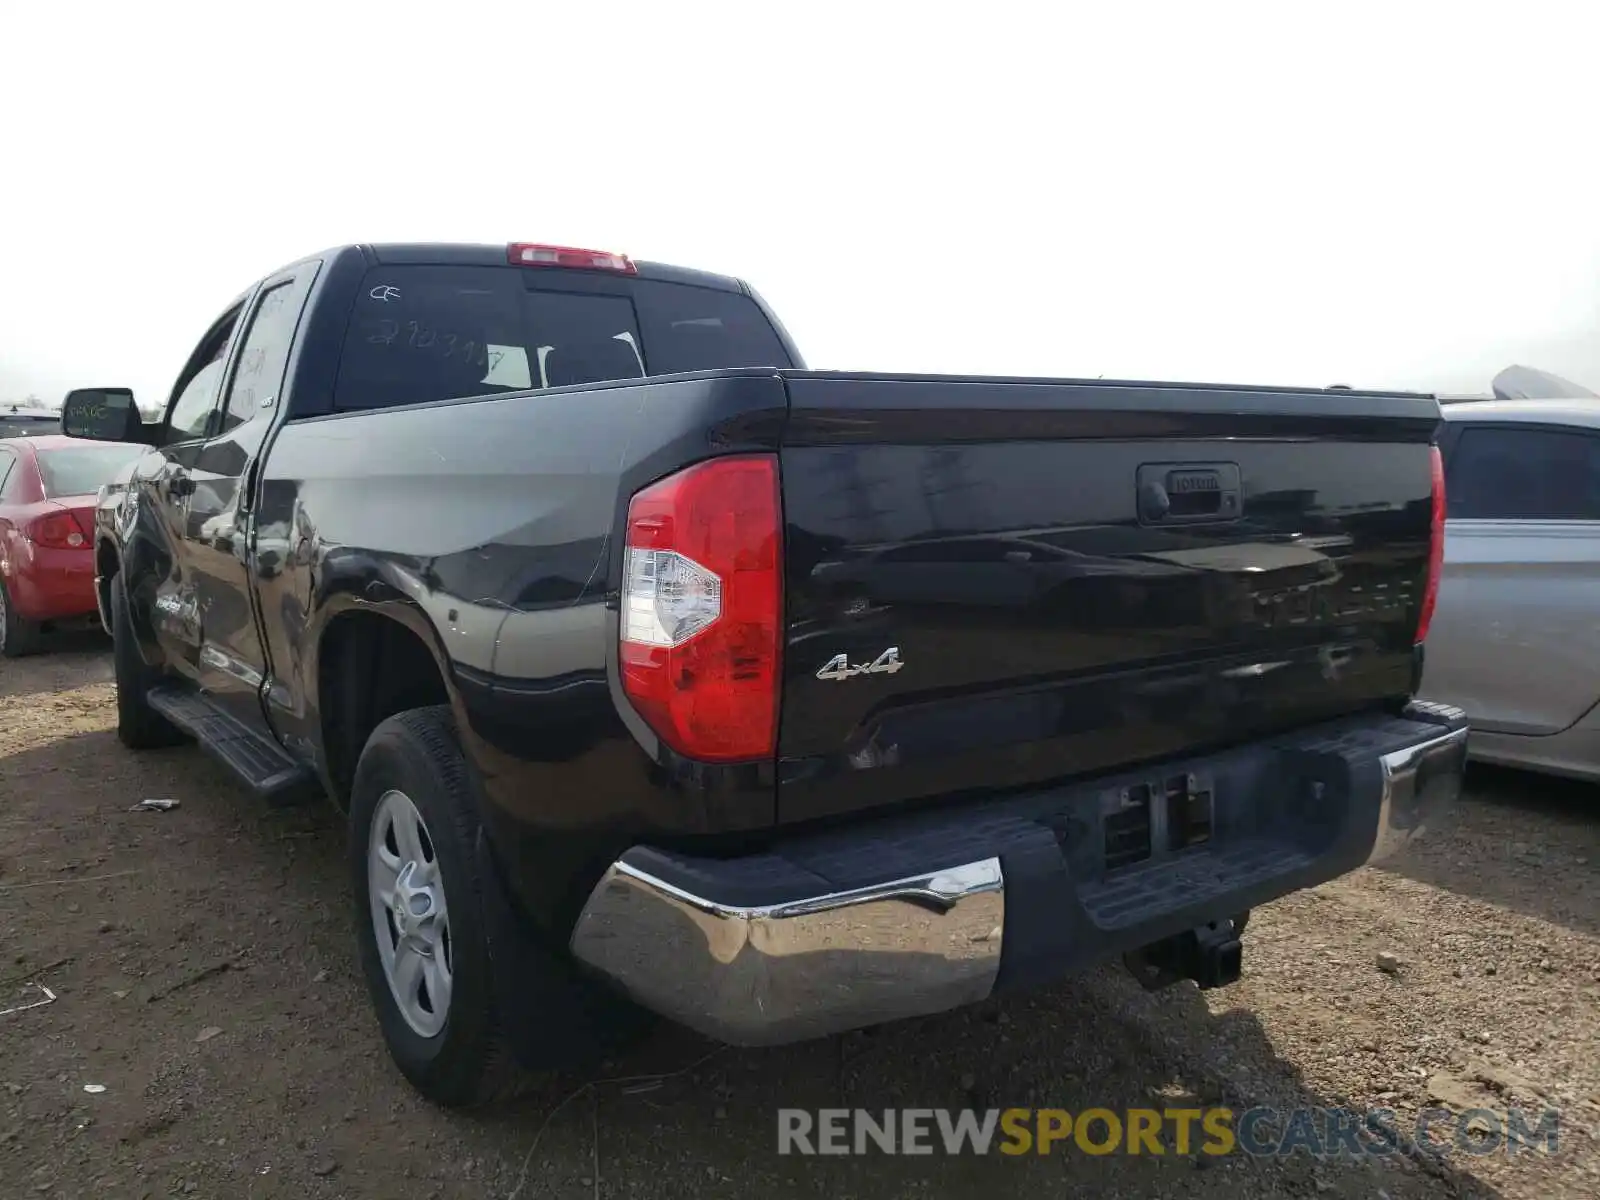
[[3, 2, 1597, 410]]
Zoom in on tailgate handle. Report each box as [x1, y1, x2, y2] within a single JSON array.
[[1136, 462, 1242, 526]]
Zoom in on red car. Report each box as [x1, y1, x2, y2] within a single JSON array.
[[0, 435, 145, 657]]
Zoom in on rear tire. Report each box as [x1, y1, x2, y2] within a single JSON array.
[[109, 573, 186, 749], [349, 706, 526, 1108], [0, 577, 43, 659], [351, 706, 652, 1107]]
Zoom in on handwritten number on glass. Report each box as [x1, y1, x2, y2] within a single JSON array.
[[362, 321, 486, 368]]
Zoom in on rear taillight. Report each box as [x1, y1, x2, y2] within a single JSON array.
[[1415, 444, 1445, 644], [620, 455, 782, 762], [25, 510, 88, 550]]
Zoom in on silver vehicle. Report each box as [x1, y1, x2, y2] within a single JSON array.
[[1420, 398, 1600, 781]]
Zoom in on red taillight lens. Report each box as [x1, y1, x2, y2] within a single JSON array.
[[1415, 444, 1445, 644], [620, 455, 782, 762], [507, 242, 636, 274], [25, 510, 88, 550]]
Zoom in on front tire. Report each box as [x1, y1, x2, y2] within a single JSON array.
[[349, 706, 524, 1108], [109, 572, 186, 749], [0, 577, 43, 659]]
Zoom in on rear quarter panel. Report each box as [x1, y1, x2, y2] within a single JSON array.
[[254, 371, 789, 917]]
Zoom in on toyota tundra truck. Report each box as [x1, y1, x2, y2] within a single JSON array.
[[59, 241, 1467, 1108]]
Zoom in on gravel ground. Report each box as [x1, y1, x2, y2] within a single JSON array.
[[2, 634, 1597, 1198]]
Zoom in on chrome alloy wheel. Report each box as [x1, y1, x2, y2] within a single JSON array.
[[368, 789, 453, 1037]]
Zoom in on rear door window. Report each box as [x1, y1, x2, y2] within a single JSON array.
[[1447, 425, 1600, 520], [333, 265, 792, 412]]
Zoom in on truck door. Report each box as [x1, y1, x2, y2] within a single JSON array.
[[142, 306, 245, 681], [180, 267, 316, 733]]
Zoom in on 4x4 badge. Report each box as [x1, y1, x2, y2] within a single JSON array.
[[816, 647, 904, 682]]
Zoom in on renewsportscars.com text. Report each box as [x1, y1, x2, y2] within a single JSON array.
[[777, 1106, 1560, 1158]]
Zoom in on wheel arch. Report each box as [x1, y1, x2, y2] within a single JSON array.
[[312, 598, 465, 812], [93, 536, 120, 636]]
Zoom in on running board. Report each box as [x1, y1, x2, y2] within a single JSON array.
[[145, 684, 320, 805]]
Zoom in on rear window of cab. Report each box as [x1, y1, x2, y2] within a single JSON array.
[[332, 266, 793, 411]]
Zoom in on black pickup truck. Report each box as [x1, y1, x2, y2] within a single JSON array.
[[60, 241, 1467, 1108]]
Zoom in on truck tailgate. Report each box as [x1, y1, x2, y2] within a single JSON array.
[[775, 373, 1441, 826]]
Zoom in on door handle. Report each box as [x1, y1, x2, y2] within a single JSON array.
[[169, 472, 195, 500], [1136, 462, 1242, 526], [1137, 480, 1171, 523]]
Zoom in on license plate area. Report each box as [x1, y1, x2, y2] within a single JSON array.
[[1101, 771, 1217, 872]]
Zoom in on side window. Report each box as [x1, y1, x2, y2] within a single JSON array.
[[0, 450, 16, 499], [1447, 426, 1600, 520], [162, 305, 243, 445], [219, 276, 310, 433], [166, 358, 228, 442]]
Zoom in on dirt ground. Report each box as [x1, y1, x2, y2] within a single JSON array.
[[2, 634, 1597, 1200]]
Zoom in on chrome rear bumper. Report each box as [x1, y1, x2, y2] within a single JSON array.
[[568, 859, 1003, 1046], [1366, 706, 1469, 866], [566, 704, 1467, 1047]]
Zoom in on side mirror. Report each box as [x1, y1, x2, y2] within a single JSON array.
[[61, 387, 148, 443]]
